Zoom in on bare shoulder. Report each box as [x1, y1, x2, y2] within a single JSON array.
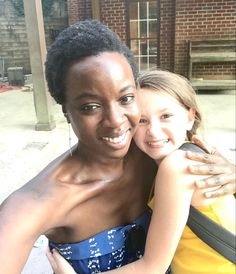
[[159, 149, 189, 173], [0, 181, 60, 235], [0, 167, 69, 273], [0, 153, 74, 233], [157, 149, 199, 188]]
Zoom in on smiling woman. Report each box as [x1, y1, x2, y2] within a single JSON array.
[[0, 20, 157, 274], [62, 52, 140, 159]]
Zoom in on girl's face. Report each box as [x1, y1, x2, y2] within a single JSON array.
[[134, 88, 195, 163], [63, 52, 140, 160]]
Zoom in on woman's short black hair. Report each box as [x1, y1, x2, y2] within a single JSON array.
[[45, 20, 138, 104]]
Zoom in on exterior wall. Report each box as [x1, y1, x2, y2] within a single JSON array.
[[1, 0, 234, 79], [100, 0, 126, 42], [174, 0, 236, 78], [159, 0, 175, 70], [68, 0, 126, 42], [68, 0, 235, 79], [67, 0, 80, 24], [67, 0, 92, 24], [0, 18, 30, 73], [0, 0, 68, 75]]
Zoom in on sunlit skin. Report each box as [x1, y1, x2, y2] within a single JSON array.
[[134, 88, 195, 164]]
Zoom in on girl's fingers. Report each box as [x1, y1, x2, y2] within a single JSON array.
[[46, 248, 58, 271], [46, 249, 76, 274]]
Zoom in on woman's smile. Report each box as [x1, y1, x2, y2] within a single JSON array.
[[102, 129, 130, 143], [63, 52, 140, 160]]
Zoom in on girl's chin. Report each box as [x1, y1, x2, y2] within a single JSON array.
[[148, 148, 174, 162]]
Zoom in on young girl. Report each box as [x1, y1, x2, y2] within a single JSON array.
[[48, 70, 235, 274]]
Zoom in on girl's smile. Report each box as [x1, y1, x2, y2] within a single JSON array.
[[134, 88, 195, 163]]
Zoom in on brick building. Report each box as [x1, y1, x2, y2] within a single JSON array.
[[68, 0, 235, 80], [0, 0, 235, 82]]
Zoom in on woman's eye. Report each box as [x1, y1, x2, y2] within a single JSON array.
[[120, 95, 134, 104], [80, 104, 100, 112]]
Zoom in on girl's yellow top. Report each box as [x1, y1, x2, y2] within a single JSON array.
[[149, 195, 236, 273], [172, 195, 235, 273]]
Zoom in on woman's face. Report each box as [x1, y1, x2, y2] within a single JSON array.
[[134, 88, 195, 163], [63, 52, 140, 160]]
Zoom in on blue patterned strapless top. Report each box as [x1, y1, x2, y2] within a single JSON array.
[[49, 208, 152, 274]]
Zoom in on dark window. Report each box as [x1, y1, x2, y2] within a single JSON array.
[[126, 0, 159, 72]]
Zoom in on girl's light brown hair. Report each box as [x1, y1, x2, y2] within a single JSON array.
[[137, 70, 203, 141]]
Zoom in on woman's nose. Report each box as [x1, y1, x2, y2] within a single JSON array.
[[102, 105, 126, 128]]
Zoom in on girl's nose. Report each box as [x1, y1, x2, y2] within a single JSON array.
[[147, 121, 161, 137]]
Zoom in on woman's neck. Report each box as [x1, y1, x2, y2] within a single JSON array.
[[73, 143, 125, 171]]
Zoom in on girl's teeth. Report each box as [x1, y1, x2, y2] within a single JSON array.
[[148, 139, 168, 145]]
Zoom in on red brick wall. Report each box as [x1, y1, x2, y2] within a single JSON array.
[[174, 0, 236, 78], [67, 0, 235, 78], [193, 63, 235, 80], [67, 0, 79, 24], [68, 0, 126, 41], [100, 0, 126, 42], [68, 0, 92, 24], [159, 0, 175, 71]]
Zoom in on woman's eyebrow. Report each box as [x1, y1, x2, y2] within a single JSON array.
[[120, 84, 136, 93], [73, 92, 99, 101], [73, 85, 136, 101]]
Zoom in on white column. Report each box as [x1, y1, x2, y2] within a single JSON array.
[[23, 0, 55, 130]]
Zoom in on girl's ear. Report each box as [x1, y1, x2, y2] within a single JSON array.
[[62, 105, 70, 123], [186, 108, 196, 130]]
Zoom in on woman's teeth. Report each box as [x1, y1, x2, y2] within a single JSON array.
[[102, 133, 126, 144]]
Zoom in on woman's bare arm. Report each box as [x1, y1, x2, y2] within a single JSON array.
[[0, 190, 56, 274]]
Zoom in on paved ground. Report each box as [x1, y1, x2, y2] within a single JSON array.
[[0, 86, 235, 273]]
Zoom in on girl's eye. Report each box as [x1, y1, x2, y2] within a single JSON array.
[[80, 104, 101, 113], [161, 113, 173, 119], [139, 118, 147, 124], [120, 95, 135, 105]]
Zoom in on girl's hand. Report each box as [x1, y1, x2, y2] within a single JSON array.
[[186, 135, 236, 198], [46, 248, 77, 274]]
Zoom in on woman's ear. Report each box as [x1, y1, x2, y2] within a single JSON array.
[[186, 108, 195, 130], [62, 105, 70, 123]]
